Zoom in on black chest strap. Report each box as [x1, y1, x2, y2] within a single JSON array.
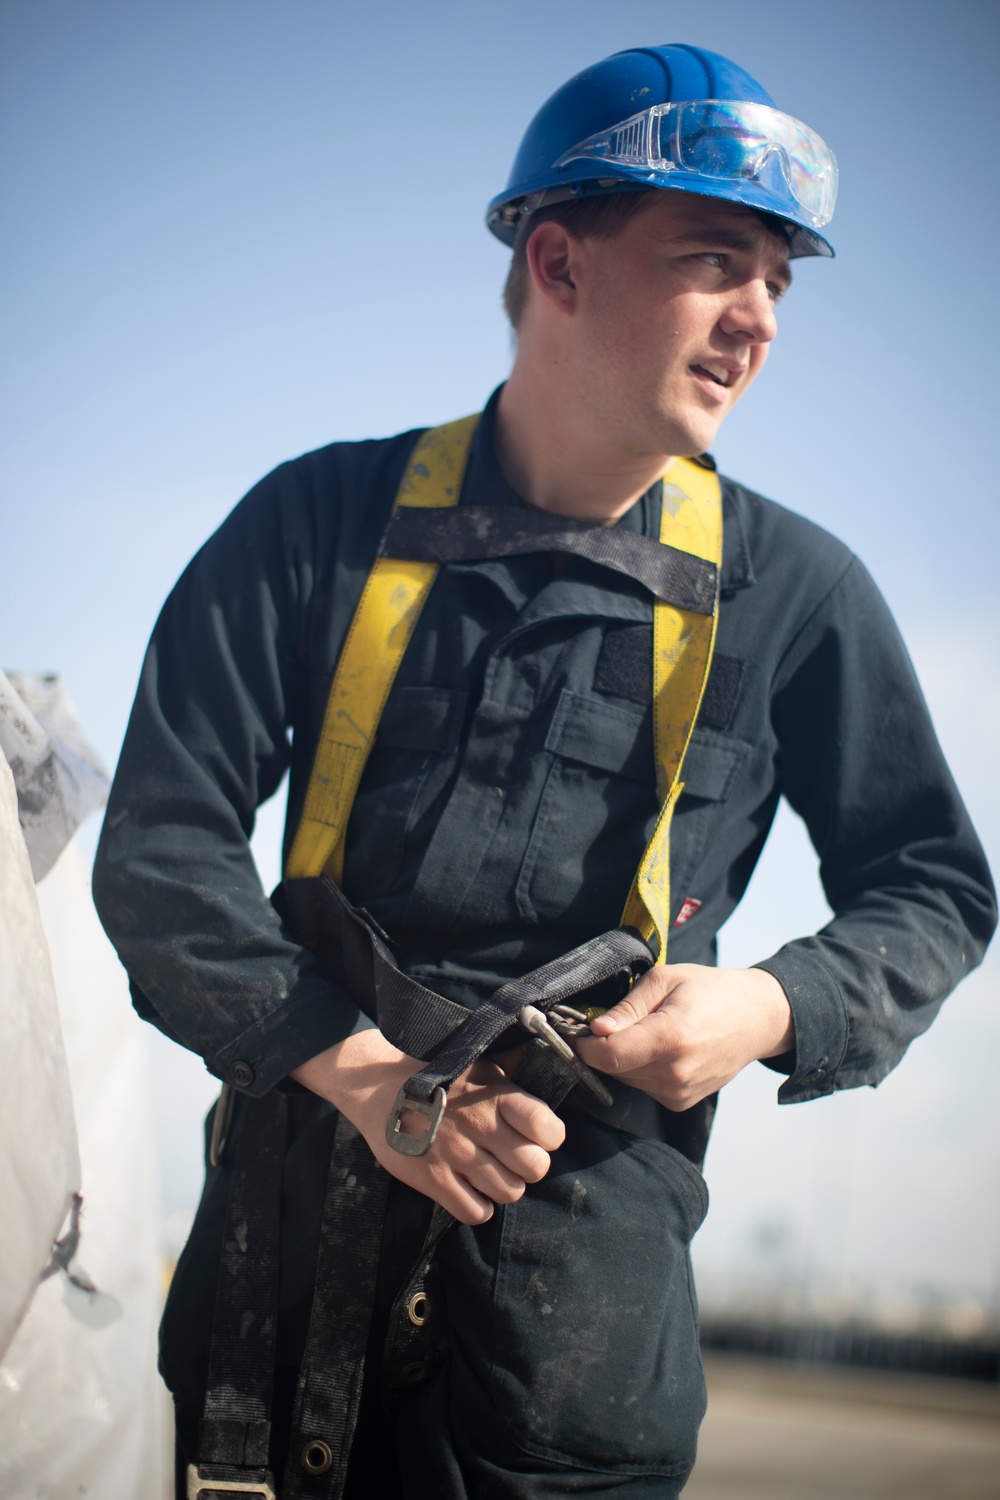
[[378, 504, 718, 613]]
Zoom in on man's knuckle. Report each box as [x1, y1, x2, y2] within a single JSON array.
[[520, 1148, 551, 1183], [605, 1052, 628, 1077], [672, 1059, 696, 1089]]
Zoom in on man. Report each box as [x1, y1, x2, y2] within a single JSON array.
[[94, 41, 995, 1500]]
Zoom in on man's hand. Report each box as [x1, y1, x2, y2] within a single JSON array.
[[575, 964, 794, 1111], [291, 1030, 565, 1226]]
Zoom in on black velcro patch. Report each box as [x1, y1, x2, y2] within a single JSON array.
[[698, 653, 746, 730], [595, 626, 745, 729], [594, 625, 652, 704]]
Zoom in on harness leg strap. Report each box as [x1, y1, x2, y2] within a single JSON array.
[[190, 1091, 288, 1499], [283, 1113, 391, 1499]]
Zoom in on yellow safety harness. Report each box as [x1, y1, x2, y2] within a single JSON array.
[[287, 412, 722, 964], [192, 417, 723, 1496]]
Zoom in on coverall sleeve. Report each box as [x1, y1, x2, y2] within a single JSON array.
[[93, 463, 373, 1097], [754, 555, 996, 1103]]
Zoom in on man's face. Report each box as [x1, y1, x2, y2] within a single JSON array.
[[566, 192, 792, 460]]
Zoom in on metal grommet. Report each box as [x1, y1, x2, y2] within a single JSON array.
[[300, 1439, 333, 1475], [399, 1360, 429, 1385], [407, 1292, 431, 1327]]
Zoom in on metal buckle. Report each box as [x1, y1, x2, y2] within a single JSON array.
[[518, 1004, 614, 1107], [385, 1084, 447, 1157], [186, 1465, 277, 1499]]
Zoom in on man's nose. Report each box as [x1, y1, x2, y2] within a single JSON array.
[[720, 278, 778, 345]]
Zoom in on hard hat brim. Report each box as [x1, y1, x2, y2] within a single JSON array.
[[487, 170, 834, 259]]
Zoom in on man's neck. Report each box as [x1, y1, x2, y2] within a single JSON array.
[[495, 371, 674, 523]]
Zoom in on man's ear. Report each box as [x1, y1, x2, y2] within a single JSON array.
[[524, 220, 581, 316]]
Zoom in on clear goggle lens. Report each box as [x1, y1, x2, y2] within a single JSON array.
[[554, 100, 838, 228]]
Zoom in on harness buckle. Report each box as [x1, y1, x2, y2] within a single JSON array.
[[385, 1084, 447, 1157], [186, 1465, 277, 1499]]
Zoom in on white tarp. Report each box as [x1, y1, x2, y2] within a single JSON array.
[[0, 669, 109, 882], [0, 673, 170, 1498], [0, 754, 80, 1358]]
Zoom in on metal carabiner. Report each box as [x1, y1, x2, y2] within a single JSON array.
[[518, 1005, 614, 1107]]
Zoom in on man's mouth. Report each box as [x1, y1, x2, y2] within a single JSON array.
[[690, 361, 736, 389]]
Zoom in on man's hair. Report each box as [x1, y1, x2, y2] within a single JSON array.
[[502, 191, 655, 330]]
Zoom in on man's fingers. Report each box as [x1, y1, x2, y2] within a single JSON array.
[[432, 1175, 496, 1226], [496, 1089, 566, 1152], [461, 1148, 530, 1205], [588, 967, 673, 1035], [577, 1009, 679, 1076], [376, 1065, 566, 1221]]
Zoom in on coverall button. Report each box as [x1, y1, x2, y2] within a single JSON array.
[[230, 1060, 255, 1088]]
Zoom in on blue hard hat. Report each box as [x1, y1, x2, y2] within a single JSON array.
[[487, 44, 836, 258]]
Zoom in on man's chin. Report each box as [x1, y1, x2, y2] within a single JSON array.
[[657, 415, 725, 462]]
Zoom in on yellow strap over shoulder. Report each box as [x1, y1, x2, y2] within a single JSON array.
[[287, 414, 722, 966], [285, 415, 478, 883], [620, 459, 722, 962]]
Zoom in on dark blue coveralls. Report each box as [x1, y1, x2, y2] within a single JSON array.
[[94, 389, 996, 1496]]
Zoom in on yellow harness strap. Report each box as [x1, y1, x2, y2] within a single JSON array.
[[620, 460, 722, 962], [285, 414, 478, 884], [286, 414, 722, 964]]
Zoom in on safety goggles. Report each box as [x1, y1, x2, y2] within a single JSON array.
[[554, 99, 838, 229]]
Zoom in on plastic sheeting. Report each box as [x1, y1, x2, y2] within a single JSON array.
[[0, 670, 109, 882], [0, 755, 80, 1358], [0, 674, 170, 1498]]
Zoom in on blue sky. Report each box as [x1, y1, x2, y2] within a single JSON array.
[[4, 0, 998, 696], [2, 0, 998, 1305]]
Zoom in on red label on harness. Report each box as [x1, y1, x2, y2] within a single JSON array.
[[673, 897, 702, 927]]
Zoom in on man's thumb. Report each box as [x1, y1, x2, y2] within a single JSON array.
[[588, 968, 670, 1035]]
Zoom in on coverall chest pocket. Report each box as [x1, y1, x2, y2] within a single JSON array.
[[515, 690, 656, 929], [345, 684, 467, 898]]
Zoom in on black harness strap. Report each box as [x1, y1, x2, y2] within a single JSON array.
[[379, 1204, 454, 1411], [283, 1114, 391, 1499], [282, 876, 469, 1055], [379, 505, 719, 615], [191, 1091, 288, 1499], [398, 927, 652, 1106], [284, 875, 655, 1129]]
